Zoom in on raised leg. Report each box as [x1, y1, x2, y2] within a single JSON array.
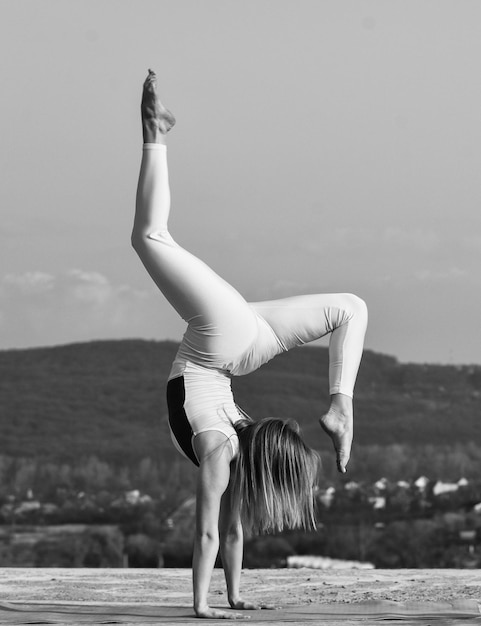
[[251, 293, 368, 473], [131, 72, 258, 361]]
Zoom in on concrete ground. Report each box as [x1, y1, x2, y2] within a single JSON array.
[[0, 568, 480, 625]]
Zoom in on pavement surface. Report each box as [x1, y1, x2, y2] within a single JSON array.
[[0, 568, 480, 625]]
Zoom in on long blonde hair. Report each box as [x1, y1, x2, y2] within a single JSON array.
[[231, 416, 320, 535]]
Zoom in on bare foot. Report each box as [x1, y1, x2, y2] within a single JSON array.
[[141, 69, 176, 142], [319, 395, 353, 474]]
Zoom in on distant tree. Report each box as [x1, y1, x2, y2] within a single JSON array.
[[366, 519, 442, 568], [82, 527, 124, 567], [125, 533, 163, 568], [12, 459, 37, 496], [33, 526, 124, 567], [243, 536, 295, 568]]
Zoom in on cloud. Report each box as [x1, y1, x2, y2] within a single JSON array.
[[302, 226, 441, 255], [2, 271, 56, 294], [414, 267, 468, 282], [382, 227, 440, 250], [65, 270, 146, 307], [0, 270, 183, 349]]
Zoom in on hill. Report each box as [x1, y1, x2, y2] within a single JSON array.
[[1, 340, 479, 472]]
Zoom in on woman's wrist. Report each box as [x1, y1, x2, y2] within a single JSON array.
[[194, 601, 209, 615], [228, 595, 241, 607]]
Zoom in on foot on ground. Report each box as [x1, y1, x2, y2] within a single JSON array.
[[319, 406, 353, 474], [141, 69, 176, 140]]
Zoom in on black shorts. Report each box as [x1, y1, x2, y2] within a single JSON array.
[[166, 376, 200, 467]]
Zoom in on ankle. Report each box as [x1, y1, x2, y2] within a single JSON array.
[[329, 393, 352, 415], [142, 124, 166, 145]]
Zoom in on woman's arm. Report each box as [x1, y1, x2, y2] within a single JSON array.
[[219, 482, 243, 606], [192, 431, 247, 620], [219, 485, 275, 611]]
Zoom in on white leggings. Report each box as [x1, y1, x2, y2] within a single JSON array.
[[132, 144, 367, 398]]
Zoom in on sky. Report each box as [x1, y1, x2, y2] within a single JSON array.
[[1, 0, 480, 365]]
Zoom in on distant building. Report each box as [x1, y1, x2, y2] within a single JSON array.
[[368, 496, 386, 510], [287, 555, 374, 570], [433, 481, 460, 496], [318, 487, 335, 508], [414, 476, 429, 490], [374, 478, 388, 491]]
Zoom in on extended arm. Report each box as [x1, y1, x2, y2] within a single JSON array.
[[193, 432, 248, 620], [219, 480, 243, 606], [219, 484, 273, 611]]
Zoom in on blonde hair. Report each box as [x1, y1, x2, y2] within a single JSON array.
[[231, 417, 320, 535]]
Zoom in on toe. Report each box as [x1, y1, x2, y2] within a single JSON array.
[[144, 70, 156, 87], [337, 447, 350, 473]]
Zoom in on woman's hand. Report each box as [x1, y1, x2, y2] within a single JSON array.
[[229, 598, 277, 610], [195, 605, 251, 619], [195, 598, 277, 618]]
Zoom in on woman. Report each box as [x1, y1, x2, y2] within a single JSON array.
[[132, 70, 368, 619]]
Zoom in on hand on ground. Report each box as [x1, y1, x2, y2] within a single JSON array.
[[195, 606, 251, 619], [230, 598, 277, 610]]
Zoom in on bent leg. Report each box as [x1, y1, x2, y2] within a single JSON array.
[[251, 293, 367, 397], [251, 292, 367, 473]]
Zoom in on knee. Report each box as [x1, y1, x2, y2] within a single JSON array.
[[131, 228, 172, 254], [130, 229, 142, 252], [130, 229, 148, 258], [344, 293, 368, 322]]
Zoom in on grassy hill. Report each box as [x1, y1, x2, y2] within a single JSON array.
[[1, 340, 480, 473]]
